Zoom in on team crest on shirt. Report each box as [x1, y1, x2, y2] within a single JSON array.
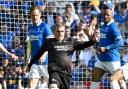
[[54, 44, 73, 51], [29, 35, 39, 40], [54, 45, 69, 51]]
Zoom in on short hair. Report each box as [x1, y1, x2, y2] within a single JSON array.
[[53, 23, 65, 32], [120, 2, 127, 9], [65, 25, 70, 30], [30, 6, 41, 14], [99, 2, 109, 10], [81, 1, 91, 9], [65, 4, 72, 10]]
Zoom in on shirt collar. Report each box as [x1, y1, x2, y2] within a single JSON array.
[[107, 20, 114, 25], [33, 20, 42, 26]]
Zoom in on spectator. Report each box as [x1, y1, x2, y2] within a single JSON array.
[[120, 46, 128, 65], [54, 0, 69, 15], [22, 0, 34, 22], [87, 14, 98, 39], [78, 1, 94, 27], [71, 20, 98, 65], [11, 36, 25, 66], [115, 0, 128, 4], [0, 67, 3, 89], [65, 25, 71, 38], [43, 2, 57, 28], [63, 3, 80, 30], [14, 14, 27, 36], [20, 65, 29, 88], [71, 20, 89, 63], [51, 14, 64, 33], [10, 0, 23, 15], [3, 63, 23, 89], [0, 43, 18, 61], [114, 2, 128, 25], [0, 23, 16, 66]]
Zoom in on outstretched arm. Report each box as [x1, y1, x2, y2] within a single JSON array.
[[74, 29, 100, 50], [0, 43, 18, 60]]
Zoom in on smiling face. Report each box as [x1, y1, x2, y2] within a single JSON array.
[[30, 8, 41, 25]]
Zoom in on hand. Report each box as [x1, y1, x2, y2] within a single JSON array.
[[11, 54, 18, 61], [65, 12, 70, 18], [98, 47, 106, 53], [93, 30, 100, 42]]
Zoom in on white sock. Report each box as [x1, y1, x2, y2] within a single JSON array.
[[120, 80, 127, 89], [111, 80, 120, 89], [90, 82, 99, 89]]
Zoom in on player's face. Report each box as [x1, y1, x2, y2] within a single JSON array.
[[54, 26, 65, 41], [31, 9, 41, 25], [104, 9, 113, 24]]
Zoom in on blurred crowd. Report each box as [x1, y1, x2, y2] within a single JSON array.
[[0, 0, 128, 89]]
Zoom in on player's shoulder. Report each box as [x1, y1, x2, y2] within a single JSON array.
[[40, 21, 48, 26], [65, 37, 77, 43], [46, 37, 55, 42], [110, 22, 117, 27], [110, 22, 119, 30]]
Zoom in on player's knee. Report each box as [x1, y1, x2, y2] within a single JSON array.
[[110, 74, 119, 81], [49, 84, 58, 89], [110, 69, 121, 81]]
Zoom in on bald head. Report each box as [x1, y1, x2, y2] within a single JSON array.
[[106, 9, 113, 16]]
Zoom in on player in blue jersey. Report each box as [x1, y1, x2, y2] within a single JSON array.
[[27, 6, 53, 88], [111, 61, 128, 89], [90, 9, 126, 89]]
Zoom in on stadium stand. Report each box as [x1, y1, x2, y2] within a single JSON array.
[[0, 0, 128, 89]]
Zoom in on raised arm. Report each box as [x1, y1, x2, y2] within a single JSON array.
[[74, 28, 100, 50]]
